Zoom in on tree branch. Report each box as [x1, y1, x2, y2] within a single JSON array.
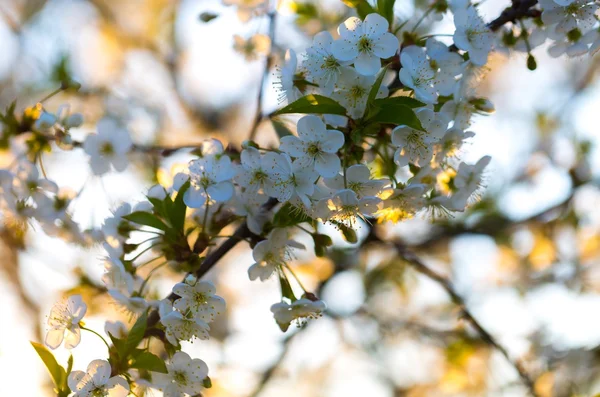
[[394, 243, 539, 396], [487, 0, 540, 32]]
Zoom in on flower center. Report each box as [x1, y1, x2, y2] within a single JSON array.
[[350, 85, 366, 99], [173, 371, 188, 386], [358, 36, 373, 53], [100, 142, 114, 156], [323, 55, 339, 70], [306, 143, 321, 156]]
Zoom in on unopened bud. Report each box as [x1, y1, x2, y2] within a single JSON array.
[[527, 54, 537, 71], [184, 274, 197, 286], [470, 97, 495, 114]]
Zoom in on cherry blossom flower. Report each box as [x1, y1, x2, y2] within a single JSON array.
[[453, 6, 494, 66], [172, 280, 226, 323], [279, 115, 345, 177], [316, 189, 381, 226], [68, 360, 129, 397], [270, 298, 327, 331], [177, 155, 235, 208], [83, 118, 132, 175], [304, 31, 351, 94], [249, 228, 304, 281], [153, 351, 209, 397], [332, 13, 399, 76], [331, 67, 388, 119], [45, 294, 87, 349], [324, 164, 388, 198]]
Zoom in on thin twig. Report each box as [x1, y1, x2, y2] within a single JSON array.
[[394, 243, 539, 396], [248, 9, 277, 141]]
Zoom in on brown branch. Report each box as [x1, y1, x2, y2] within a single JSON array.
[[394, 243, 539, 396], [487, 0, 540, 32], [146, 198, 279, 329]]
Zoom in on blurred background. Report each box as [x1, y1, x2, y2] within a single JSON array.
[[0, 0, 599, 396]]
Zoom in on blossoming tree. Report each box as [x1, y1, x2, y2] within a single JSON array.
[[1, 0, 599, 395]]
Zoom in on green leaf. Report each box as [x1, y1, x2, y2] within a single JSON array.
[[377, 0, 396, 25], [125, 311, 148, 354], [338, 223, 358, 243], [123, 212, 169, 232], [107, 332, 127, 360], [368, 104, 423, 130], [273, 95, 347, 116], [129, 351, 168, 373], [31, 342, 66, 391], [279, 274, 296, 301], [342, 0, 376, 19], [366, 66, 388, 110], [171, 180, 190, 233], [199, 12, 218, 23], [271, 119, 293, 138], [273, 203, 313, 227], [373, 96, 425, 108], [312, 233, 333, 257]]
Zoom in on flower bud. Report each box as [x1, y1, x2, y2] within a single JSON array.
[[184, 274, 197, 286]]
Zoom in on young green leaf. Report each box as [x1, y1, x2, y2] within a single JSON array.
[[271, 119, 293, 138], [31, 342, 66, 391], [171, 180, 190, 233], [342, 0, 376, 19], [125, 311, 148, 354], [273, 95, 347, 116], [279, 274, 296, 301], [366, 66, 389, 109], [373, 96, 425, 108], [123, 212, 169, 232], [129, 351, 168, 373], [273, 203, 313, 227], [377, 0, 396, 25], [368, 104, 423, 130]]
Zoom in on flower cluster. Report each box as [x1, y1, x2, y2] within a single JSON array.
[[6, 0, 597, 395]]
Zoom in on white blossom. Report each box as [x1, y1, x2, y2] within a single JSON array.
[[270, 298, 327, 331], [172, 280, 226, 323], [83, 118, 132, 175], [279, 115, 345, 177], [152, 351, 209, 397], [332, 13, 399, 76], [68, 360, 129, 397], [45, 294, 87, 349]]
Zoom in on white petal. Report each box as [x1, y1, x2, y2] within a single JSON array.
[[279, 136, 305, 157], [320, 130, 345, 152], [364, 13, 389, 38], [373, 33, 399, 58], [45, 328, 64, 349], [183, 188, 206, 208], [354, 52, 381, 76], [207, 181, 234, 202], [315, 153, 342, 177]]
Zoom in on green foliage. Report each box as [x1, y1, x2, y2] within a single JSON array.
[[129, 351, 168, 373], [279, 273, 296, 302], [126, 311, 148, 354], [0, 100, 19, 149], [367, 101, 423, 130], [30, 342, 70, 397], [338, 223, 358, 243], [273, 94, 347, 116], [123, 212, 170, 232], [171, 181, 190, 233], [342, 0, 376, 19], [366, 66, 389, 108], [373, 96, 425, 108], [312, 233, 333, 257], [199, 12, 219, 23], [377, 0, 396, 25], [271, 119, 293, 138], [273, 203, 313, 228]]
